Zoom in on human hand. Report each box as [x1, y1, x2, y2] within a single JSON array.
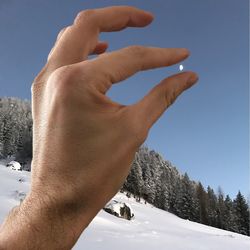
[[0, 6, 198, 249]]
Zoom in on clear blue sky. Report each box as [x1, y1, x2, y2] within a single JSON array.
[[0, 0, 249, 199]]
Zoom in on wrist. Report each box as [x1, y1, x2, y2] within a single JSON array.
[[23, 190, 88, 248], [0, 190, 88, 250]]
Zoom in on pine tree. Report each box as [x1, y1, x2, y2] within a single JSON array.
[[154, 167, 170, 210], [216, 187, 227, 229], [175, 173, 196, 220], [170, 172, 181, 214], [233, 191, 249, 235], [206, 186, 217, 227], [124, 152, 143, 200], [224, 195, 238, 232], [142, 162, 156, 203], [160, 163, 171, 211], [196, 182, 208, 224]]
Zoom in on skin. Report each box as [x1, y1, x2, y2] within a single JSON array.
[[0, 6, 198, 250]]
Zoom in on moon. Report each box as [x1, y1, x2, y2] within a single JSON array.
[[179, 65, 184, 71]]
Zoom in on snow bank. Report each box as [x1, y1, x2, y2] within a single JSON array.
[[6, 161, 22, 171]]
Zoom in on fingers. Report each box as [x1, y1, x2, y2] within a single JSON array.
[[48, 6, 153, 70], [132, 71, 199, 130], [84, 46, 189, 93], [48, 40, 108, 62], [74, 6, 154, 31]]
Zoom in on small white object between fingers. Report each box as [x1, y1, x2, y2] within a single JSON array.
[[179, 65, 184, 71]]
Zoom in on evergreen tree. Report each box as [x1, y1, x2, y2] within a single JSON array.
[[154, 167, 170, 210], [124, 152, 143, 200], [175, 173, 196, 220], [168, 166, 181, 213], [216, 187, 227, 229], [196, 182, 208, 224], [160, 163, 171, 211], [207, 186, 217, 227], [233, 191, 249, 235], [142, 161, 156, 203], [170, 173, 181, 214], [224, 195, 237, 232]]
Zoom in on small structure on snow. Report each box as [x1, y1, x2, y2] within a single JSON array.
[[103, 200, 134, 220], [6, 161, 22, 171]]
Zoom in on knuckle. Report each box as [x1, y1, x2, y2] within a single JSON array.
[[126, 45, 145, 57], [47, 66, 75, 97], [47, 64, 93, 102], [50, 65, 73, 83], [74, 9, 96, 24], [57, 26, 70, 40]]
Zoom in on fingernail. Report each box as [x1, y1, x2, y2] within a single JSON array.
[[187, 74, 199, 85]]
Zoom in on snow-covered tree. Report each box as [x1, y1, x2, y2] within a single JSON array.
[[124, 152, 143, 200], [0, 97, 32, 162], [175, 173, 197, 220]]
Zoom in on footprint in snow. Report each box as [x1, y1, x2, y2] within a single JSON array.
[[18, 178, 25, 183]]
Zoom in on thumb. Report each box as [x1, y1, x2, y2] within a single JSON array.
[[132, 71, 198, 130]]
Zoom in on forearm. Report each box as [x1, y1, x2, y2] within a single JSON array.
[[0, 192, 88, 250]]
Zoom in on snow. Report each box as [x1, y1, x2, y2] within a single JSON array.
[[0, 163, 30, 223], [0, 162, 249, 249], [6, 161, 22, 171]]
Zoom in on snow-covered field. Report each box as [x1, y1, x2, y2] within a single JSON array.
[[0, 163, 249, 250]]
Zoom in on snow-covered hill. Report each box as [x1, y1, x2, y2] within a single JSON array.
[[0, 163, 249, 250]]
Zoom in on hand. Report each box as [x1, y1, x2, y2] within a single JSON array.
[[0, 6, 198, 250]]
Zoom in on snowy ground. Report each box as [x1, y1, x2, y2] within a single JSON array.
[[0, 163, 249, 250]]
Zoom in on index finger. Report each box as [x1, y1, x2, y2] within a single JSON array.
[[48, 6, 154, 70]]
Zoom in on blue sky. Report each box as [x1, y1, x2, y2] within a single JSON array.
[[0, 0, 249, 198]]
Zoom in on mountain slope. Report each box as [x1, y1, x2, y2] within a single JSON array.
[[0, 164, 249, 250]]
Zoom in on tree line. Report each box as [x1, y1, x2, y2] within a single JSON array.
[[0, 97, 32, 163], [0, 97, 249, 236], [123, 146, 249, 236]]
